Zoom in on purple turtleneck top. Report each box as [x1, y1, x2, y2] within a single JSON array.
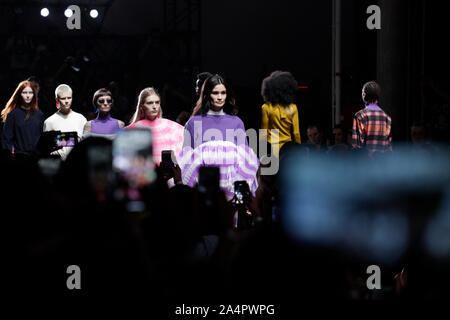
[[91, 114, 121, 134], [91, 113, 120, 134]]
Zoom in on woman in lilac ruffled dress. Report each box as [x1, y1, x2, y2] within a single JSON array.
[[179, 74, 259, 199]]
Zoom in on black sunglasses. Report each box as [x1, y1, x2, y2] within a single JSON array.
[[98, 98, 112, 104]]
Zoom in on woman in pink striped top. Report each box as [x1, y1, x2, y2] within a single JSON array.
[[127, 87, 184, 164]]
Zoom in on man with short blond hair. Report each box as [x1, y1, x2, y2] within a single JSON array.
[[43, 84, 87, 159]]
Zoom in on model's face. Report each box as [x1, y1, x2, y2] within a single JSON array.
[[97, 95, 112, 114], [143, 94, 161, 120], [21, 86, 34, 105], [57, 91, 73, 112], [210, 84, 226, 111]]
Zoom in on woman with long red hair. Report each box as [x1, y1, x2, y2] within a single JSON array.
[[1, 80, 44, 156]]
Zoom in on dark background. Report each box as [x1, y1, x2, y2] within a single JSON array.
[[0, 0, 449, 142]]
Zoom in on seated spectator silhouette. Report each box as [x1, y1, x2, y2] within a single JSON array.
[[306, 124, 326, 151], [328, 124, 349, 155], [410, 122, 427, 145]]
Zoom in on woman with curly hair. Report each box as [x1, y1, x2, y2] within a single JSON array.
[[260, 71, 301, 156], [1, 80, 44, 156]]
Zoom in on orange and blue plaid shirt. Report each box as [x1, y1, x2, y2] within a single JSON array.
[[352, 103, 392, 152]]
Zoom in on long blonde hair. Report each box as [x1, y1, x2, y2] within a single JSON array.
[[129, 87, 162, 124], [1, 80, 39, 122]]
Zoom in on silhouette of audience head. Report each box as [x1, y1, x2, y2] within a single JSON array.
[[307, 125, 323, 147], [332, 124, 347, 145], [411, 122, 427, 145]]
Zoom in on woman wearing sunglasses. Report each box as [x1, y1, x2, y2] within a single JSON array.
[[83, 88, 125, 137]]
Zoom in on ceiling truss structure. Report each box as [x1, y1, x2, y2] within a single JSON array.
[[163, 0, 201, 68]]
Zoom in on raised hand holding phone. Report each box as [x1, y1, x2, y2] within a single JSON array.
[[112, 129, 156, 212], [160, 150, 176, 179]]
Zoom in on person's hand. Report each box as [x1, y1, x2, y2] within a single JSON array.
[[172, 164, 182, 185], [394, 268, 407, 295], [36, 130, 63, 156], [158, 162, 176, 182]]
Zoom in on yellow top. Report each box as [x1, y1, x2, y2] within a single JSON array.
[[261, 103, 301, 155]]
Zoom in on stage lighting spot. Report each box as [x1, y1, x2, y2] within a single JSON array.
[[90, 9, 99, 18], [40, 8, 49, 17], [64, 8, 73, 18]]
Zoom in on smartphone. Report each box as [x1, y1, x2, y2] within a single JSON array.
[[198, 166, 220, 195], [160, 150, 175, 178], [232, 180, 253, 229], [113, 129, 155, 187], [112, 129, 155, 212], [87, 141, 113, 202], [233, 180, 251, 204], [55, 131, 78, 148], [161, 150, 175, 166]]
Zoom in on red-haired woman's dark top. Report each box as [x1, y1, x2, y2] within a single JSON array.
[[2, 107, 44, 154]]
